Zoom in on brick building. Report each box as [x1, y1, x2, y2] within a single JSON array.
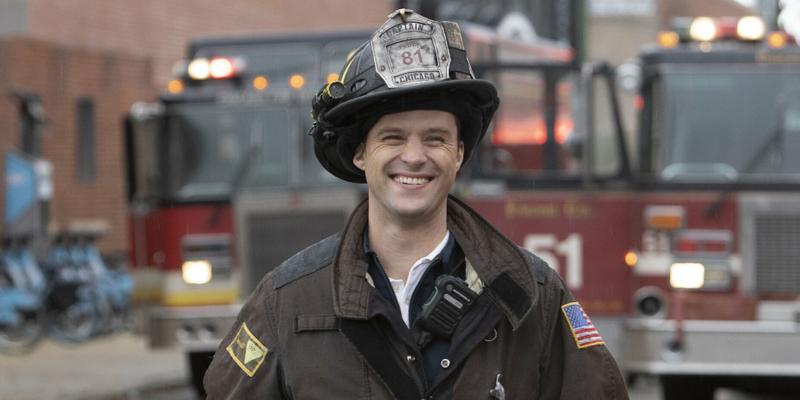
[[2, 0, 393, 86], [0, 37, 153, 251], [0, 0, 392, 253]]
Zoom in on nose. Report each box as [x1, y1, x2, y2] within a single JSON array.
[[399, 137, 426, 166]]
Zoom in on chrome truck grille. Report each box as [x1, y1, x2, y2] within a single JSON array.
[[245, 211, 345, 293], [234, 189, 359, 296], [741, 194, 800, 295], [181, 233, 233, 280], [754, 215, 800, 294]]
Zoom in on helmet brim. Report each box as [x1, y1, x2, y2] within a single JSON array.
[[325, 79, 498, 124], [315, 79, 499, 184]]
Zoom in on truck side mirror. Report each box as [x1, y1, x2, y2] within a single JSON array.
[[580, 62, 632, 180]]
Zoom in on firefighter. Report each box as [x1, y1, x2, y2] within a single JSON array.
[[204, 9, 628, 399]]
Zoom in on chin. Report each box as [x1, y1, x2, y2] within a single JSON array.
[[387, 203, 428, 218], [388, 197, 444, 220]]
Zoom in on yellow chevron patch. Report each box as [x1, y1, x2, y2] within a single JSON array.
[[226, 322, 268, 377]]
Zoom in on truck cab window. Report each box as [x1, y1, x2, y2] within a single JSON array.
[[166, 103, 290, 199], [652, 66, 800, 182], [485, 70, 579, 175]]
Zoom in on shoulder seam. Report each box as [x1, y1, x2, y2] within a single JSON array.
[[518, 247, 550, 285], [272, 233, 341, 289]]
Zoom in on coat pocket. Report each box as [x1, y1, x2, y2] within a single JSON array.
[[288, 314, 371, 399]]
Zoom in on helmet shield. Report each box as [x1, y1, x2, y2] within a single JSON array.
[[309, 9, 499, 183], [371, 10, 452, 88]]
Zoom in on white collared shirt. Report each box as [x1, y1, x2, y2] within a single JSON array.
[[387, 231, 450, 327]]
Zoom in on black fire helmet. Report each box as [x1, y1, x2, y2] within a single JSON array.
[[308, 9, 500, 183]]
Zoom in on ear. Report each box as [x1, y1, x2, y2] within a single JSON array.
[[456, 141, 464, 170], [352, 143, 366, 171]]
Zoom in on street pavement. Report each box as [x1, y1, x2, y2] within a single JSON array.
[[0, 332, 186, 400], [0, 332, 787, 400]]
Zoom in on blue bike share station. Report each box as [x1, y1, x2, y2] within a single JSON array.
[[1, 95, 133, 354]]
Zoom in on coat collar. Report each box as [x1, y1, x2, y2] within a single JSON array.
[[332, 195, 539, 330]]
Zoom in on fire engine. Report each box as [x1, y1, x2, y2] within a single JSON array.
[[619, 17, 800, 397], [466, 15, 800, 398], [124, 11, 800, 400], [126, 29, 367, 391], [471, 17, 800, 399]]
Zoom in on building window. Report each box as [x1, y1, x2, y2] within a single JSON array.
[[76, 97, 96, 182]]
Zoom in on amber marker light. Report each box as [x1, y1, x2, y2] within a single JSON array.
[[644, 205, 686, 231], [657, 31, 680, 48], [647, 214, 683, 230], [167, 79, 184, 94], [326, 73, 340, 84], [768, 32, 787, 48], [624, 251, 638, 268], [289, 74, 306, 90], [253, 76, 269, 90]]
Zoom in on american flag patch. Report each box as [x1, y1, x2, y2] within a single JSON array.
[[561, 302, 605, 349]]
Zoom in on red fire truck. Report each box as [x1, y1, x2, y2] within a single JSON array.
[[125, 13, 800, 399], [465, 15, 800, 398], [126, 29, 368, 391], [621, 18, 800, 397]]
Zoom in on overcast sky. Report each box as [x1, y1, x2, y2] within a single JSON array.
[[733, 0, 800, 37], [779, 0, 800, 37]]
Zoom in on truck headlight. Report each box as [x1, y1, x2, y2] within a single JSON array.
[[669, 262, 705, 289], [689, 17, 717, 42], [182, 260, 212, 284]]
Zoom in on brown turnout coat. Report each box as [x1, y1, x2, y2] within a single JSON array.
[[204, 196, 628, 399]]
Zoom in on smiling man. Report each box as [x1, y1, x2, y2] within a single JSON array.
[[353, 110, 462, 283], [204, 9, 628, 400]]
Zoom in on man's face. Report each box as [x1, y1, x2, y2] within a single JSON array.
[[353, 109, 463, 223]]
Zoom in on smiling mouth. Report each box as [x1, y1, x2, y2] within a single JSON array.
[[393, 175, 431, 186]]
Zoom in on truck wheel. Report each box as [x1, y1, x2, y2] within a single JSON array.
[[661, 375, 715, 400], [187, 350, 215, 397]]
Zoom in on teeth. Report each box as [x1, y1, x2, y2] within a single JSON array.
[[394, 176, 430, 185]]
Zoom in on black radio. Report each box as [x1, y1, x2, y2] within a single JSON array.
[[416, 275, 477, 343]]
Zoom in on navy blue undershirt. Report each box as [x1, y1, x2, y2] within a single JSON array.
[[363, 227, 465, 386]]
